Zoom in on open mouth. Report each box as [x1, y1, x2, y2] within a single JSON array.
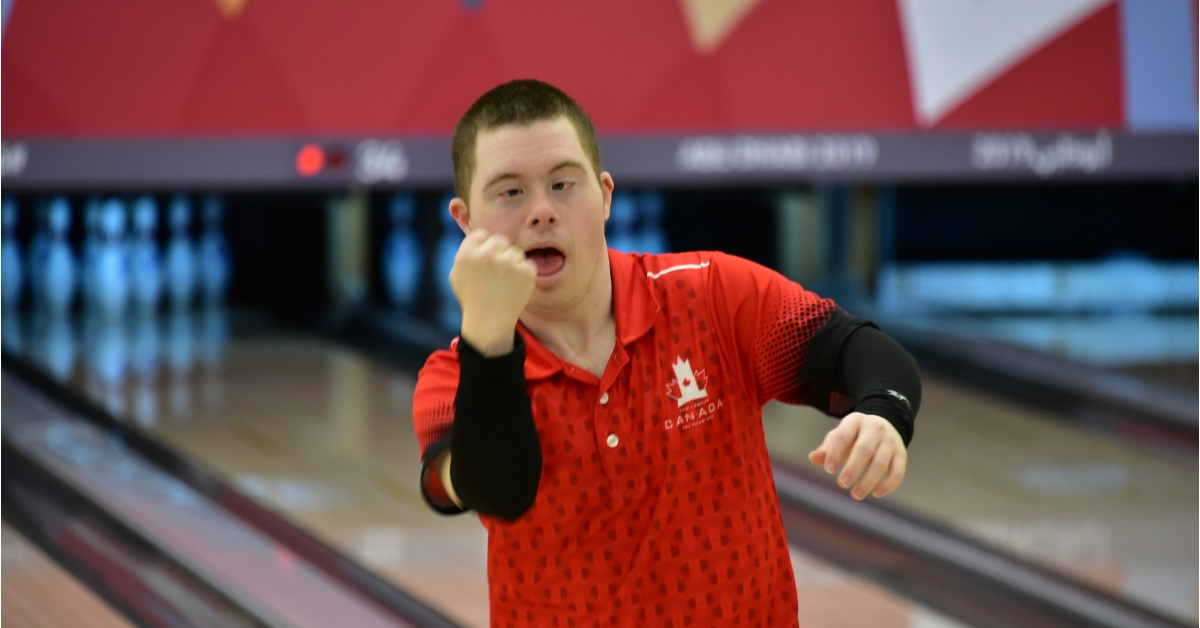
[[524, 247, 566, 277]]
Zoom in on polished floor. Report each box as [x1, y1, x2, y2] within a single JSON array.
[[8, 310, 1196, 626], [2, 525, 135, 628], [762, 382, 1198, 624]]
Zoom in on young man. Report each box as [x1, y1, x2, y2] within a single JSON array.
[[413, 80, 921, 627]]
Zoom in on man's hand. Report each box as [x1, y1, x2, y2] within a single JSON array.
[[450, 229, 538, 356], [808, 413, 907, 500]]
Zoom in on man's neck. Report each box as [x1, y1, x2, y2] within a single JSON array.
[[520, 254, 616, 374]]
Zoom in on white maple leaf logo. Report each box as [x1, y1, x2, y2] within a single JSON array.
[[666, 357, 709, 407]]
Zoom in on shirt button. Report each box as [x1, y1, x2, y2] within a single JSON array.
[[606, 434, 619, 448], [599, 392, 610, 405]]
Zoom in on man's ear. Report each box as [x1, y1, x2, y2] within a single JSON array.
[[449, 197, 471, 235], [600, 172, 615, 222]]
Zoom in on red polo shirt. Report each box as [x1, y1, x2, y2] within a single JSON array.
[[414, 249, 839, 628]]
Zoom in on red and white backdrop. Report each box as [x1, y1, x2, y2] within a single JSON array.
[[2, 0, 1196, 187]]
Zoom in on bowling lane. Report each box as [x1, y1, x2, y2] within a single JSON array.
[[2, 525, 136, 628], [762, 377, 1199, 625], [28, 329, 969, 628]]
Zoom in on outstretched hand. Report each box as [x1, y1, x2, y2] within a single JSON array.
[[808, 413, 907, 500]]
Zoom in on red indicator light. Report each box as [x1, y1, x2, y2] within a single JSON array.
[[326, 149, 346, 170], [296, 144, 325, 177]]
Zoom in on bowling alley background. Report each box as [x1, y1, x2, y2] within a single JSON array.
[[1, 2, 1198, 628]]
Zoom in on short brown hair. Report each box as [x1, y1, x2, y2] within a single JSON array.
[[451, 79, 602, 203]]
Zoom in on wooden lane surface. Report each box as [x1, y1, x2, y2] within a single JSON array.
[[762, 378, 1199, 625], [56, 334, 968, 628], [2, 525, 135, 628]]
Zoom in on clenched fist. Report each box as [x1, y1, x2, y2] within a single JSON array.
[[450, 229, 538, 356]]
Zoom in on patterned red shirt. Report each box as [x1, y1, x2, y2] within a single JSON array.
[[414, 249, 839, 628]]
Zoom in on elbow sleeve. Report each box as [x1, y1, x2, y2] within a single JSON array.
[[450, 333, 543, 520], [834, 326, 922, 447]]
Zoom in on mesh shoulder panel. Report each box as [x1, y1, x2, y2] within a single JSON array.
[[707, 252, 836, 405], [412, 347, 460, 457]]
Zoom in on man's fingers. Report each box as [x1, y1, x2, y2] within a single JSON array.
[[872, 451, 908, 498], [851, 444, 893, 500], [819, 416, 860, 474], [475, 234, 512, 258], [461, 228, 490, 247], [837, 429, 880, 489]]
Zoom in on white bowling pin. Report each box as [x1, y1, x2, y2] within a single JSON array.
[[199, 305, 227, 408], [165, 195, 197, 311], [434, 192, 463, 333], [128, 195, 163, 313], [166, 308, 195, 419], [2, 197, 23, 311], [129, 311, 161, 380], [26, 202, 48, 308], [90, 316, 128, 416], [42, 196, 77, 317], [382, 192, 423, 313], [42, 313, 76, 382], [129, 312, 161, 426], [197, 194, 230, 306], [92, 199, 130, 321], [79, 196, 102, 311], [606, 192, 640, 253]]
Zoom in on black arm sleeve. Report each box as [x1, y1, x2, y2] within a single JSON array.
[[797, 308, 875, 412], [448, 333, 543, 520], [832, 326, 922, 446]]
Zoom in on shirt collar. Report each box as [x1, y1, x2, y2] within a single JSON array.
[[520, 249, 660, 380]]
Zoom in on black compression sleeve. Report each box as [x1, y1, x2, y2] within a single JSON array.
[[449, 333, 543, 520], [798, 308, 876, 412], [833, 326, 921, 446]]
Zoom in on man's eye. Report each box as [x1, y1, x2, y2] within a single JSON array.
[[502, 188, 521, 197], [552, 181, 573, 191]]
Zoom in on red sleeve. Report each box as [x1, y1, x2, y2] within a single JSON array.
[[412, 343, 460, 458], [707, 252, 838, 406], [412, 343, 467, 513]]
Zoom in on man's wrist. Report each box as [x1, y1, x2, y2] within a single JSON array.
[[460, 321, 517, 357]]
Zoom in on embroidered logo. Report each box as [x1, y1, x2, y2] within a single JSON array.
[[666, 357, 709, 407]]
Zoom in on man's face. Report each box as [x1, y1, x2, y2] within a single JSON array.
[[450, 116, 614, 314]]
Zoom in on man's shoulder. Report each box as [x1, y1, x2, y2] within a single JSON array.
[[636, 250, 775, 292], [635, 250, 717, 283], [416, 342, 461, 387]]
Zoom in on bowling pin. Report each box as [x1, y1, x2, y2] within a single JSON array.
[[91, 199, 130, 322], [79, 196, 102, 311], [639, 190, 669, 254], [2, 197, 23, 311], [41, 313, 76, 383], [26, 201, 48, 308], [164, 194, 197, 311], [434, 191, 463, 333], [382, 192, 423, 314], [165, 308, 195, 419], [129, 195, 163, 314], [199, 305, 228, 408], [129, 311, 161, 426], [42, 195, 77, 317], [89, 316, 128, 416], [197, 194, 230, 307], [605, 192, 640, 253]]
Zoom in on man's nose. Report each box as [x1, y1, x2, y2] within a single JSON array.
[[526, 190, 559, 227]]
